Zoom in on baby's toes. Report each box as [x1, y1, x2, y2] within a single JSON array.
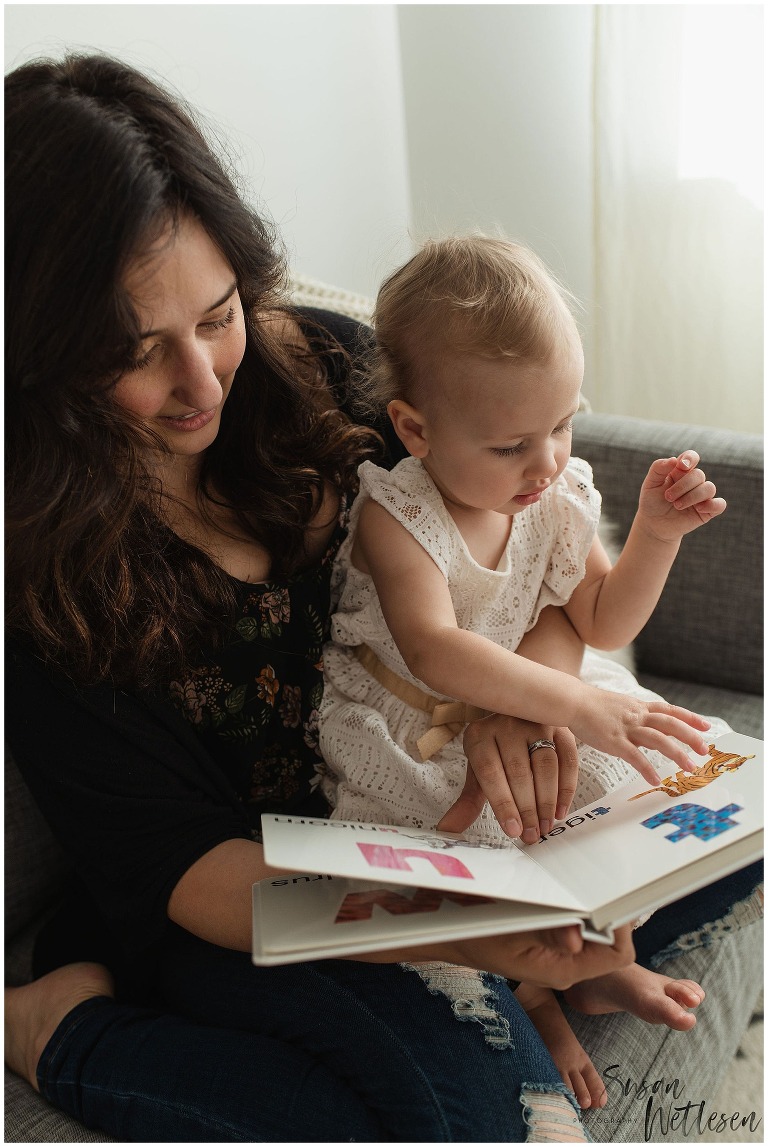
[[568, 1065, 607, 1110], [567, 1070, 595, 1110], [665, 979, 705, 1009], [583, 1064, 608, 1109]]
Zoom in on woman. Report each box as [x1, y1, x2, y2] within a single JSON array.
[[5, 55, 761, 1142]]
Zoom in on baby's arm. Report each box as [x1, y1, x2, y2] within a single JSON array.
[[354, 498, 710, 784], [355, 499, 593, 729], [564, 452, 726, 650]]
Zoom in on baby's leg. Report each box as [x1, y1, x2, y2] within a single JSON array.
[[515, 982, 607, 1110], [564, 963, 704, 1029]]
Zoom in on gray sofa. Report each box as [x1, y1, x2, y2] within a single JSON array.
[[5, 411, 763, 1142]]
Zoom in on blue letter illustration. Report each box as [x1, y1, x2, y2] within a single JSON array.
[[641, 803, 743, 842]]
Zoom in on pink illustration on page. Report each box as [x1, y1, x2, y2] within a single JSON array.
[[357, 843, 474, 879], [335, 887, 495, 923]]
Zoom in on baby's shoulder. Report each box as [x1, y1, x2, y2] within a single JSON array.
[[358, 455, 430, 496], [563, 455, 596, 491], [352, 458, 454, 573], [540, 457, 601, 532]]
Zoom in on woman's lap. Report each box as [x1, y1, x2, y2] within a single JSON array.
[[36, 864, 762, 1142], [152, 928, 581, 1142], [38, 995, 387, 1142]]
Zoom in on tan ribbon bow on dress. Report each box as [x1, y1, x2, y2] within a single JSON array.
[[352, 644, 489, 761]]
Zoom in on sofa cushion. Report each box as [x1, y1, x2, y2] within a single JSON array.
[[4, 1071, 117, 1143], [5, 749, 70, 953], [573, 413, 763, 696], [638, 674, 763, 739]]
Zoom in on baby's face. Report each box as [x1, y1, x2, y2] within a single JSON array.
[[418, 342, 583, 517]]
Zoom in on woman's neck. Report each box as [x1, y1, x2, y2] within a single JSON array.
[[154, 453, 205, 506]]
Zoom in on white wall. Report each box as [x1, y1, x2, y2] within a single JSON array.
[[397, 4, 595, 372], [4, 4, 413, 298]]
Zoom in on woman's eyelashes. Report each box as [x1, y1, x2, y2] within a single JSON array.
[[130, 305, 237, 371], [131, 345, 159, 372], [208, 304, 236, 331], [491, 422, 573, 457]]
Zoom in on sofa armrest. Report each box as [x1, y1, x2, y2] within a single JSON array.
[[572, 412, 763, 695]]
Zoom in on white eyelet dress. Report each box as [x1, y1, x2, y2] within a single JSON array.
[[318, 456, 730, 842]]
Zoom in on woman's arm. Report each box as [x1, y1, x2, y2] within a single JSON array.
[[6, 640, 255, 962], [168, 838, 284, 951], [169, 837, 636, 994], [9, 639, 633, 988]]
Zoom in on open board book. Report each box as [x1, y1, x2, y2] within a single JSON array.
[[252, 731, 763, 964]]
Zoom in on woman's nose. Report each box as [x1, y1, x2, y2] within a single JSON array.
[[172, 343, 223, 409]]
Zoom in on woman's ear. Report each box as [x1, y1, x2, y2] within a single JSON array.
[[387, 399, 429, 458]]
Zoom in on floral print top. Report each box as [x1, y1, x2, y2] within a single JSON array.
[[168, 520, 346, 834]]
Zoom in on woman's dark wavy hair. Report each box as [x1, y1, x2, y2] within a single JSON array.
[[6, 54, 376, 688]]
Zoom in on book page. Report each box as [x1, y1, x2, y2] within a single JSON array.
[[525, 732, 763, 915], [261, 816, 584, 910], [252, 874, 587, 964]]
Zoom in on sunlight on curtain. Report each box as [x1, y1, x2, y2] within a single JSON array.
[[591, 5, 763, 432]]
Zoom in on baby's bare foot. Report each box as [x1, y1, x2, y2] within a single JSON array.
[[525, 994, 607, 1109], [564, 962, 704, 1031], [5, 963, 114, 1090]]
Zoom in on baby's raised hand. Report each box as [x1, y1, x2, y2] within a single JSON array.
[[638, 451, 726, 541]]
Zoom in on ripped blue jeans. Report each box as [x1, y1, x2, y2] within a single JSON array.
[[39, 931, 583, 1142], [37, 862, 761, 1142]]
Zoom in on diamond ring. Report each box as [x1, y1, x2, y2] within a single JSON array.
[[527, 738, 557, 756]]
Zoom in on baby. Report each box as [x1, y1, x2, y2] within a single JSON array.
[[318, 235, 729, 1107]]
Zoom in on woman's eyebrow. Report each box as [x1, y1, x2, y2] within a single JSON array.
[[204, 281, 238, 314], [139, 281, 237, 338]]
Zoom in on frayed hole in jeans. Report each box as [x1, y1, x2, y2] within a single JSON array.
[[401, 961, 513, 1050], [521, 1086, 590, 1142]]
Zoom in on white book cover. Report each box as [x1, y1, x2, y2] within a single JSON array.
[[253, 731, 763, 964]]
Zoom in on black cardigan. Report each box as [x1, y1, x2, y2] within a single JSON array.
[[6, 309, 406, 989]]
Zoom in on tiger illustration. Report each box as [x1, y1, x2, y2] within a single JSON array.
[[628, 745, 755, 801]]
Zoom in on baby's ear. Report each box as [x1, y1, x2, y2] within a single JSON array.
[[387, 399, 429, 458]]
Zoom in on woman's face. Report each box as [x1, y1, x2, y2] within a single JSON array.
[[114, 214, 247, 469]]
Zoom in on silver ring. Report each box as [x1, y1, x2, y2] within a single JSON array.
[[527, 738, 557, 756]]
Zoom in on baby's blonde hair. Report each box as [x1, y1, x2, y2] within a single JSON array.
[[366, 235, 579, 410]]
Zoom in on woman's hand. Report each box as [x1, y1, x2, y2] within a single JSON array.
[[445, 922, 636, 989], [437, 715, 579, 844], [359, 923, 636, 991]]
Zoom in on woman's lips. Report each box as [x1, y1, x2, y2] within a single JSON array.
[[159, 408, 217, 433]]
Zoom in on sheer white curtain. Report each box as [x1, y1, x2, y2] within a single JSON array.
[[591, 5, 763, 431]]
